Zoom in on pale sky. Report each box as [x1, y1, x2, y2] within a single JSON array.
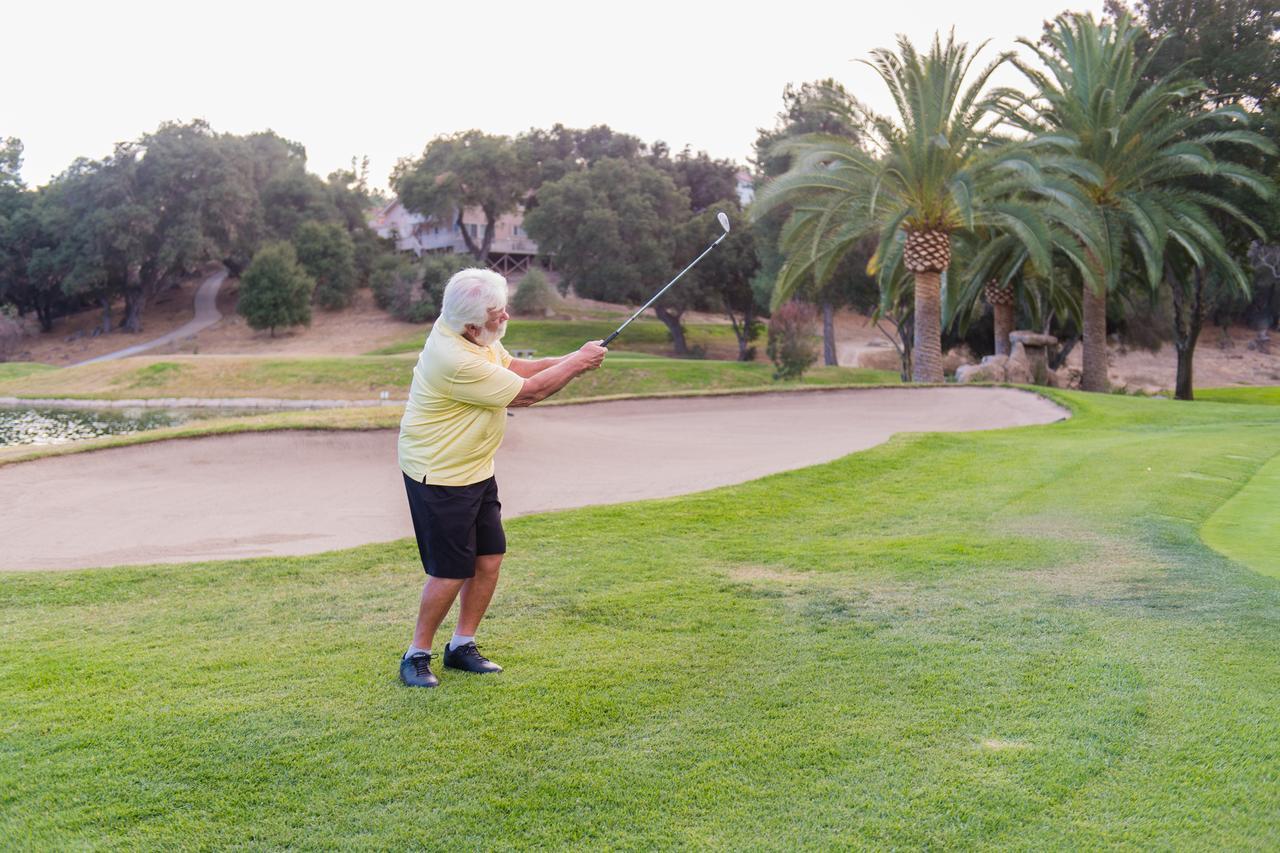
[[9, 0, 1104, 190]]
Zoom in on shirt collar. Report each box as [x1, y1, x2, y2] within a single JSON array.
[[435, 322, 491, 355]]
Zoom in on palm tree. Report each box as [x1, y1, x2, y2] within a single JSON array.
[[1012, 12, 1274, 392], [947, 225, 1084, 358], [754, 31, 1076, 383]]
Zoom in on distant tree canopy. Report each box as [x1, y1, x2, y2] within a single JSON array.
[[682, 205, 762, 360], [513, 125, 745, 354], [525, 157, 689, 306], [0, 122, 388, 336], [751, 79, 871, 362], [293, 220, 357, 310], [0, 138, 23, 191], [392, 131, 529, 264], [1107, 0, 1280, 107]]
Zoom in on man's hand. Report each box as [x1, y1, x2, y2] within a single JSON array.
[[511, 341, 607, 407], [576, 340, 607, 371]]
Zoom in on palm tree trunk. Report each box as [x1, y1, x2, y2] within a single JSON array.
[[912, 271, 943, 383], [1081, 283, 1108, 392], [993, 302, 1014, 356], [821, 302, 837, 366]]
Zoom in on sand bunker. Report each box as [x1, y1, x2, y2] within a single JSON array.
[[0, 387, 1066, 571]]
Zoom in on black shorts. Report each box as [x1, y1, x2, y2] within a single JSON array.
[[402, 473, 506, 579]]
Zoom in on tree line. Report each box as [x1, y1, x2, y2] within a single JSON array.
[[2, 1, 1277, 399], [0, 123, 385, 338], [757, 2, 1280, 399], [391, 125, 760, 358]]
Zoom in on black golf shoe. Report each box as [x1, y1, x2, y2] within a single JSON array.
[[400, 651, 439, 688], [443, 642, 503, 674]]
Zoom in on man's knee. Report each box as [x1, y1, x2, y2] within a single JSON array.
[[474, 554, 503, 577]]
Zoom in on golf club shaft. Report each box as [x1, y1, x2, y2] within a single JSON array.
[[600, 232, 728, 348]]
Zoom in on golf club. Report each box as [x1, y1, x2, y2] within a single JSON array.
[[600, 211, 731, 348]]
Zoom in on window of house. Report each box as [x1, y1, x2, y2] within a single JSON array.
[[469, 224, 478, 237]]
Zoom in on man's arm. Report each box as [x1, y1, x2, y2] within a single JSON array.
[[506, 354, 572, 379], [509, 342, 607, 408]]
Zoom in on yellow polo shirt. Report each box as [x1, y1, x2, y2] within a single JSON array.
[[398, 324, 524, 486]]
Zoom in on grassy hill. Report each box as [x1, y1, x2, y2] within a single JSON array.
[[0, 354, 897, 402], [3, 390, 1279, 847]]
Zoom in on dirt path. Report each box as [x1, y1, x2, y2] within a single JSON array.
[[0, 388, 1065, 571], [73, 268, 228, 366]]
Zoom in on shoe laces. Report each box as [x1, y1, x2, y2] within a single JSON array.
[[456, 643, 488, 662], [411, 653, 434, 677]]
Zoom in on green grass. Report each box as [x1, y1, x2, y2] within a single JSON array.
[[0, 362, 57, 382], [368, 319, 742, 356], [0, 355, 422, 400], [1197, 385, 1280, 405], [547, 356, 897, 400], [0, 353, 895, 403], [4, 391, 1280, 847], [1202, 451, 1280, 578]]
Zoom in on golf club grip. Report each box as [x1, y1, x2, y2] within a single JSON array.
[[601, 330, 620, 348]]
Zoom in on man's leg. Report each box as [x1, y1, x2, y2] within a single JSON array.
[[412, 576, 466, 651], [456, 553, 503, 635]]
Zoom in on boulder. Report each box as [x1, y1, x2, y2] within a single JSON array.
[[855, 348, 903, 372], [1008, 330, 1058, 347], [1007, 330, 1058, 385], [943, 345, 974, 375], [1004, 342, 1033, 384], [956, 361, 1007, 383], [980, 353, 1010, 371], [1047, 367, 1079, 389]]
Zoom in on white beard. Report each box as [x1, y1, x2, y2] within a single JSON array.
[[472, 321, 507, 348]]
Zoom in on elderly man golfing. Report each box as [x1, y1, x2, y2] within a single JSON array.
[[398, 268, 607, 688]]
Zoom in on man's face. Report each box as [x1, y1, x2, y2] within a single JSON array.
[[469, 304, 509, 347]]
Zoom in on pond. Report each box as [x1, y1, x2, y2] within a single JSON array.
[[0, 406, 186, 447]]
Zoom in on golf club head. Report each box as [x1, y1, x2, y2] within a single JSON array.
[[717, 211, 731, 233]]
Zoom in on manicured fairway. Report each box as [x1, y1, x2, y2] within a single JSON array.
[[1197, 385, 1280, 406], [1202, 452, 1280, 579], [2, 391, 1279, 848], [367, 318, 742, 357], [0, 354, 894, 403]]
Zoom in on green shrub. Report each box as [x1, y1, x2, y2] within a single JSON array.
[[370, 254, 464, 323], [767, 301, 819, 380], [419, 255, 458, 314], [511, 269, 555, 316], [237, 243, 315, 336], [370, 254, 413, 311], [293, 221, 357, 309]]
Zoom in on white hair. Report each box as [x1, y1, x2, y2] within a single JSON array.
[[438, 268, 508, 333]]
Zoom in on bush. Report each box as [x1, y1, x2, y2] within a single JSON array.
[[419, 255, 457, 315], [370, 254, 462, 323], [293, 221, 357, 309], [370, 254, 413, 310], [237, 242, 315, 336], [767, 301, 819, 380], [511, 269, 555, 316], [352, 229, 390, 288]]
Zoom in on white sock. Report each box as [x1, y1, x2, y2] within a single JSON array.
[[449, 634, 475, 650], [405, 644, 431, 658]]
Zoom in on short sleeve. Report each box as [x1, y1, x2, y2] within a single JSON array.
[[494, 340, 514, 369], [448, 356, 523, 408]]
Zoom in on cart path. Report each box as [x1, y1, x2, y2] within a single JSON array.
[[72, 267, 228, 366], [0, 387, 1067, 571]]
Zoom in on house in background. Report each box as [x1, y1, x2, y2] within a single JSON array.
[[369, 200, 541, 276], [735, 170, 755, 207]]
